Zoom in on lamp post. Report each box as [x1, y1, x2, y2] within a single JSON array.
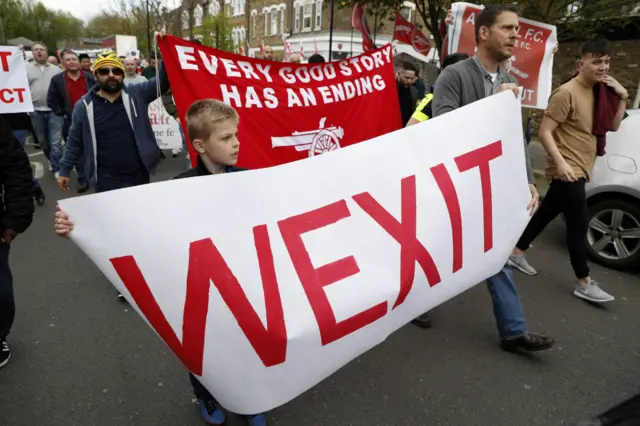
[[0, 17, 6, 44], [146, 0, 151, 57], [328, 0, 335, 60]]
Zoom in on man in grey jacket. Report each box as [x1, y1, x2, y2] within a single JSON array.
[[430, 4, 554, 353], [26, 42, 64, 177]]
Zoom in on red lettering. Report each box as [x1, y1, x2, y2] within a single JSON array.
[[0, 88, 26, 104], [110, 225, 287, 373], [12, 88, 25, 103], [0, 51, 10, 72], [278, 200, 387, 346], [431, 164, 463, 273], [454, 141, 503, 252], [352, 175, 441, 310]]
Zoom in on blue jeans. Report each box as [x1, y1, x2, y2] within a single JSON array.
[[486, 264, 527, 340], [63, 118, 88, 185], [30, 111, 63, 173], [12, 130, 40, 188]]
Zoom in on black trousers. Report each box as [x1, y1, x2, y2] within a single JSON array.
[[0, 243, 14, 341], [189, 373, 216, 402], [516, 178, 590, 279]]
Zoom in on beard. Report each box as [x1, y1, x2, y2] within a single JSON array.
[[99, 79, 123, 93]]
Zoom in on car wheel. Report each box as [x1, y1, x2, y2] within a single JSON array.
[[586, 198, 640, 270]]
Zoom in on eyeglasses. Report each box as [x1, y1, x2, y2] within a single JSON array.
[[97, 67, 124, 76]]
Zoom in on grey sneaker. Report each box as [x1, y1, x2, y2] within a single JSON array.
[[507, 253, 538, 276], [573, 281, 615, 303]]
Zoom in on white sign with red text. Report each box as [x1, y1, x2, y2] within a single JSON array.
[[58, 92, 531, 415], [0, 46, 34, 113], [148, 98, 183, 150]]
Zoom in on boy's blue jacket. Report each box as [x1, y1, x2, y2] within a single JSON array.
[[59, 62, 170, 188]]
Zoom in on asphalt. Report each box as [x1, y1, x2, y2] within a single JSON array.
[[1, 148, 639, 426]]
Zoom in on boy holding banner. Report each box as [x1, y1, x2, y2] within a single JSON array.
[[54, 99, 267, 425]]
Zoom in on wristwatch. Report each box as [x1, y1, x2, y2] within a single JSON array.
[[620, 93, 629, 101]]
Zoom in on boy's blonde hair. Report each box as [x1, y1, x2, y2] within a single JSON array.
[[186, 99, 239, 142]]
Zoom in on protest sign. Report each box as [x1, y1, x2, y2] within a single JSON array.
[[58, 92, 531, 415], [148, 98, 183, 150], [393, 13, 432, 56], [0, 46, 34, 113], [447, 2, 557, 109], [158, 35, 401, 169]]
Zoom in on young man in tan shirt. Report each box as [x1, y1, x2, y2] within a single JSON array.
[[509, 38, 629, 303]]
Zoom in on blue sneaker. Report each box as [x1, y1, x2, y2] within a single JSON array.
[[197, 398, 226, 425], [245, 413, 267, 426]]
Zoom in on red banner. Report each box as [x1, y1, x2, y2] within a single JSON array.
[[448, 3, 557, 108], [393, 13, 431, 56], [158, 36, 401, 169], [351, 4, 375, 52]]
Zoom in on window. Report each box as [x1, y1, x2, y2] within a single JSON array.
[[271, 10, 278, 35], [252, 14, 256, 37], [315, 1, 322, 29], [295, 6, 300, 32], [303, 3, 312, 30], [181, 10, 189, 30], [400, 6, 412, 21], [280, 9, 285, 34], [194, 5, 203, 27], [209, 1, 220, 15]]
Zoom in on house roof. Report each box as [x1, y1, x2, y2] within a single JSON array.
[[7, 36, 35, 47]]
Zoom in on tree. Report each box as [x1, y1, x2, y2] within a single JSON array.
[[195, 12, 234, 52], [336, 0, 639, 53], [0, 0, 83, 50]]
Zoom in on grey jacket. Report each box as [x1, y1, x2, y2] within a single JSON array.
[[124, 74, 148, 86], [26, 62, 62, 111], [432, 57, 534, 184]]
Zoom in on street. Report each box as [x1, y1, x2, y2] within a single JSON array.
[[1, 151, 639, 426]]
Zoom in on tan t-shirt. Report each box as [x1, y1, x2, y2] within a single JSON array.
[[544, 78, 596, 181]]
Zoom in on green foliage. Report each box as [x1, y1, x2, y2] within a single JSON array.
[[0, 0, 83, 50], [195, 12, 235, 52]]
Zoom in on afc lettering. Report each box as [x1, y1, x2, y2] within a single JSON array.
[[109, 141, 503, 374]]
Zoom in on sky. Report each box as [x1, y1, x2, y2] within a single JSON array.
[[39, 0, 181, 24]]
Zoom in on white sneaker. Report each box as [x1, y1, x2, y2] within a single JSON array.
[[573, 281, 615, 303], [508, 253, 538, 276]]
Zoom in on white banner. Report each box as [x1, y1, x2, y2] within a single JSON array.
[[448, 2, 557, 109], [58, 92, 531, 414], [149, 98, 183, 149], [0, 46, 34, 113]]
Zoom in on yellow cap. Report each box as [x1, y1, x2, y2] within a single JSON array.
[[93, 50, 124, 73]]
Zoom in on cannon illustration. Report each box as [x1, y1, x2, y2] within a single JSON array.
[[271, 117, 344, 157]]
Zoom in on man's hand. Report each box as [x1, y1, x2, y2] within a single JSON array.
[[57, 176, 71, 192], [1, 229, 18, 244], [54, 208, 74, 238], [527, 184, 539, 216], [498, 83, 519, 97], [603, 75, 628, 99], [445, 9, 453, 26], [557, 161, 577, 182], [552, 42, 559, 55]]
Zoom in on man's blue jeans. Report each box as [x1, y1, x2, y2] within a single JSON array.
[[486, 264, 527, 340], [30, 111, 63, 173], [63, 118, 88, 185], [12, 130, 40, 189]]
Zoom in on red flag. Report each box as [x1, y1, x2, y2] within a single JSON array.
[[351, 4, 375, 52], [393, 13, 432, 56], [158, 36, 401, 170]]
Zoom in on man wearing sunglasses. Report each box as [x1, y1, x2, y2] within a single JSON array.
[[56, 50, 169, 194]]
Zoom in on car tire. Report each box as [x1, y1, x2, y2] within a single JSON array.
[[586, 198, 640, 270]]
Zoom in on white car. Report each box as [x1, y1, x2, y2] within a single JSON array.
[[585, 109, 640, 270]]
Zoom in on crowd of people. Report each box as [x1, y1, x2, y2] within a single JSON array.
[[0, 3, 633, 425]]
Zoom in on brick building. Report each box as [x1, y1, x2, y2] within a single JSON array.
[[170, 0, 436, 63]]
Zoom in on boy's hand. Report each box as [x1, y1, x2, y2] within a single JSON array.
[[498, 83, 519, 97], [55, 207, 74, 238], [445, 9, 453, 26], [57, 176, 71, 192], [603, 75, 628, 99], [527, 184, 539, 216]]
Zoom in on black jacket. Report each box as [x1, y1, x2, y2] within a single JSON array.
[[47, 71, 96, 117], [0, 116, 35, 236], [173, 156, 247, 180]]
